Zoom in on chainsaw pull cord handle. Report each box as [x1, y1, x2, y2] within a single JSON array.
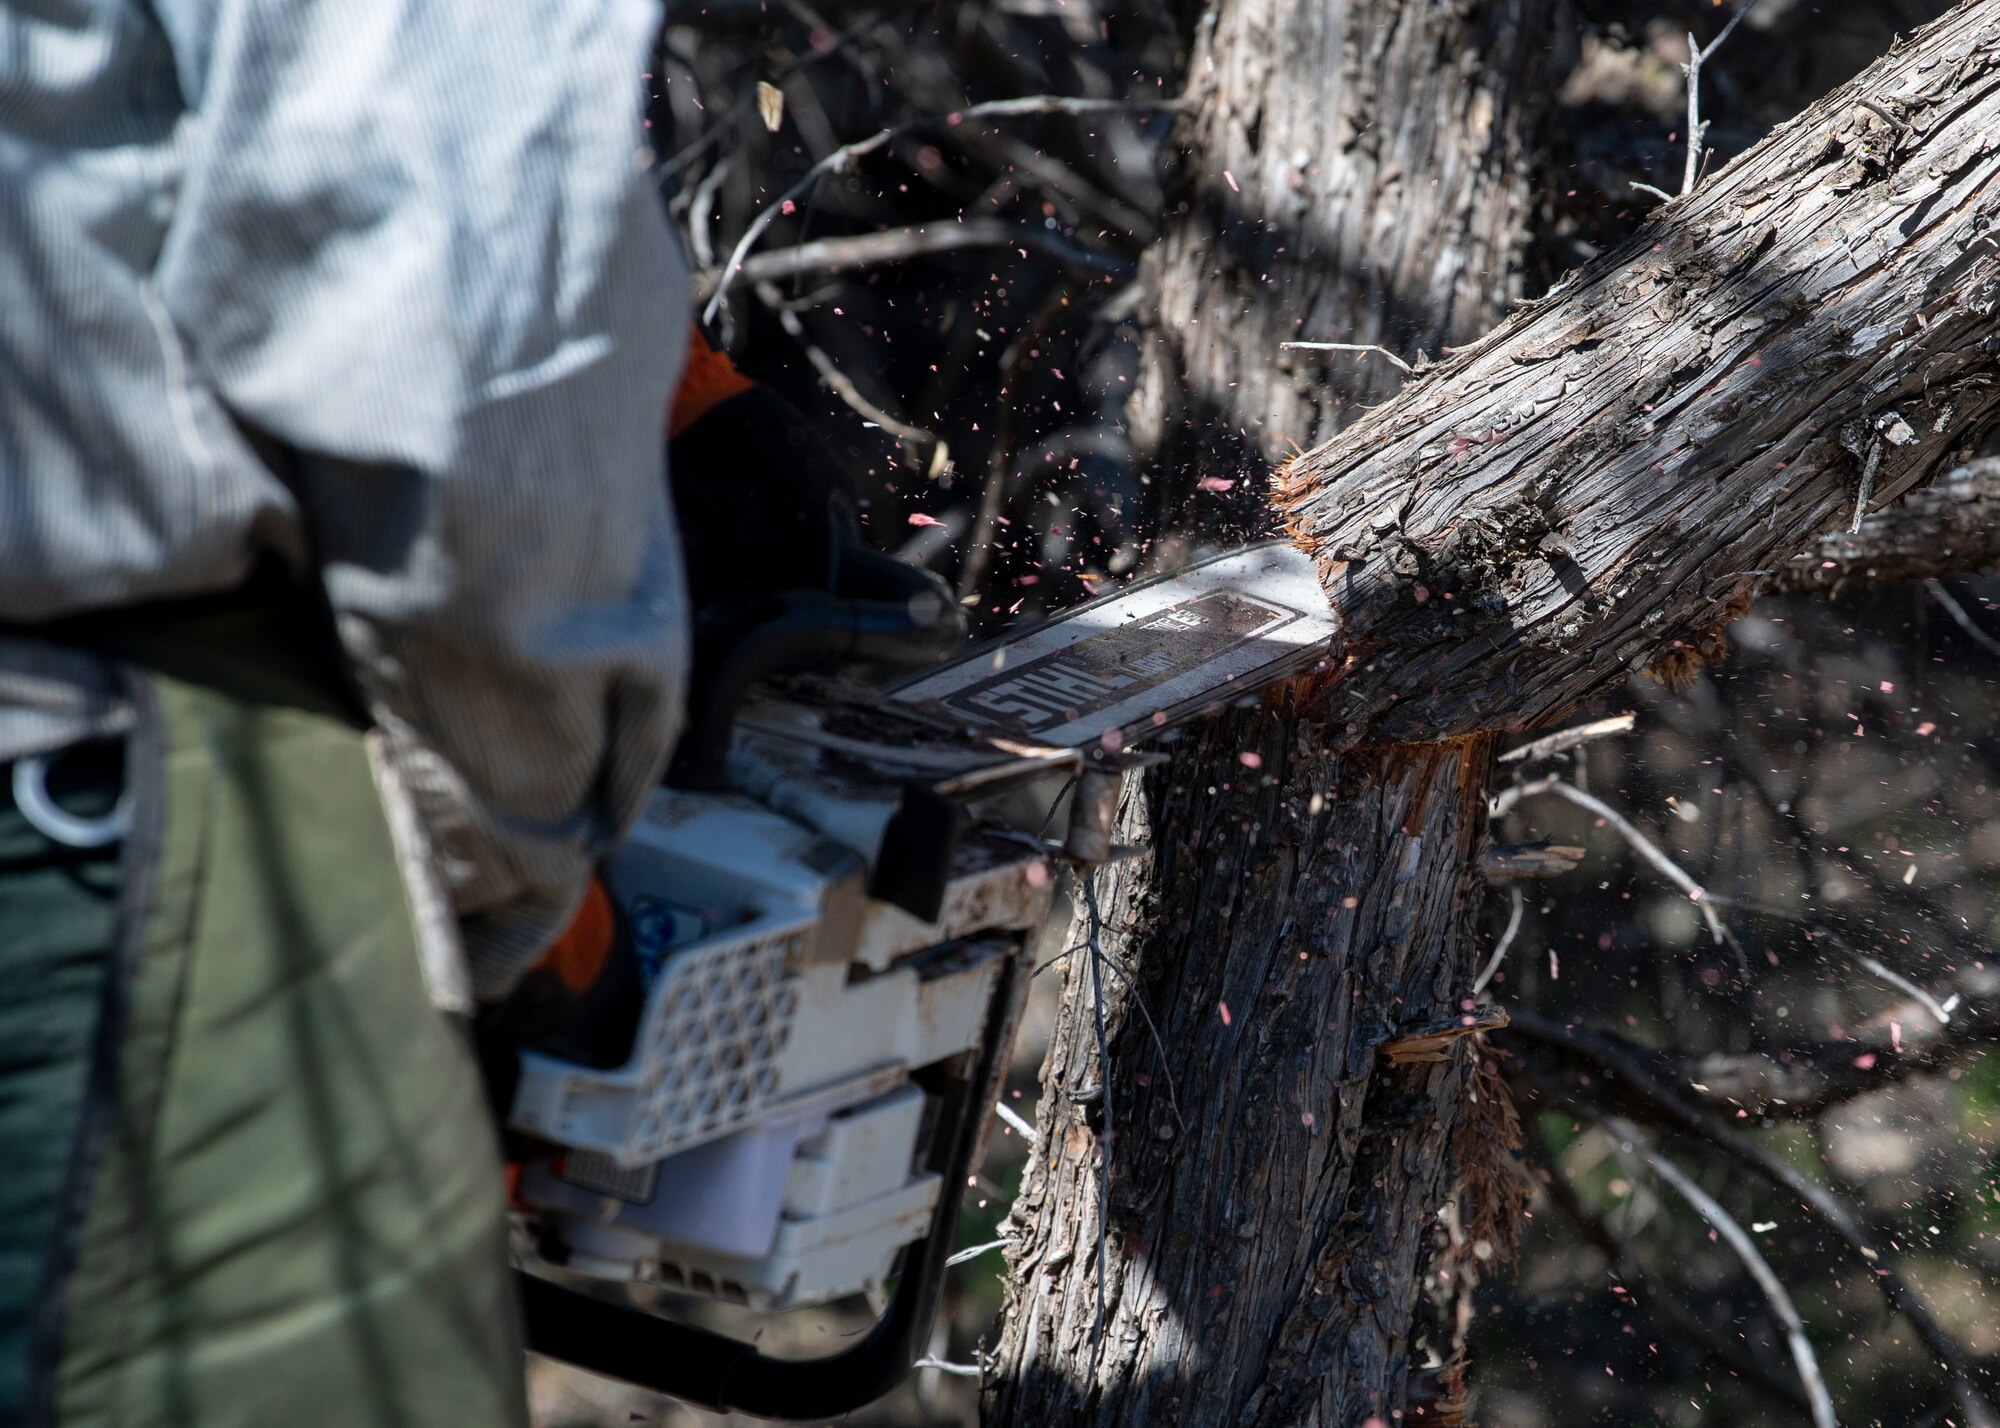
[[676, 549, 967, 788]]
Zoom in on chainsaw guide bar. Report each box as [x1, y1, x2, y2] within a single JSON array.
[[888, 540, 1339, 751]]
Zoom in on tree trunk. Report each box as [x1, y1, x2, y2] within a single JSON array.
[[988, 2, 2000, 1424], [987, 1, 1557, 1423], [990, 716, 1506, 1426], [1132, 0, 1557, 539]]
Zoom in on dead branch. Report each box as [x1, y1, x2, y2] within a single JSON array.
[[1277, 2, 2000, 750], [1498, 712, 1637, 766], [1510, 967, 2000, 1121], [1532, 1127, 1813, 1413], [1767, 458, 2000, 593], [753, 279, 939, 453], [1277, 341, 1414, 375], [705, 95, 1185, 322], [1608, 1118, 1837, 1428], [1928, 575, 2000, 655], [724, 218, 1132, 287], [1471, 884, 1526, 995], [1508, 1006, 2000, 1427], [1926, 594, 2000, 686], [1497, 777, 1730, 944], [1679, 0, 1772, 195]]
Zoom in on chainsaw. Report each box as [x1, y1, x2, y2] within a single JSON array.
[[502, 540, 1337, 1417]]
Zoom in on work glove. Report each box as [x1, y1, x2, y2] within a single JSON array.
[[667, 325, 861, 615], [475, 871, 641, 1141]]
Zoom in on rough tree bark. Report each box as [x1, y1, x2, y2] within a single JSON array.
[[989, 0, 1558, 1423], [1131, 0, 1554, 533], [1276, 2, 2000, 733], [988, 3, 2000, 1425]]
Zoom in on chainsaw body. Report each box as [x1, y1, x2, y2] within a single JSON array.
[[507, 540, 1337, 1417], [511, 772, 1055, 1307]]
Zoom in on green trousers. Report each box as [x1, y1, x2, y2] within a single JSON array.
[[0, 670, 528, 1428]]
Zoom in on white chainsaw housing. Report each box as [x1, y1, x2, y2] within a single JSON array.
[[510, 771, 1052, 1309], [509, 543, 1337, 1319]]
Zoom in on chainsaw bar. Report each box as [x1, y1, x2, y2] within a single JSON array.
[[888, 541, 1339, 751]]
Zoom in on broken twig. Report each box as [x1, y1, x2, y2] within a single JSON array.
[[1279, 340, 1414, 374], [1499, 713, 1637, 766], [1472, 885, 1526, 995]]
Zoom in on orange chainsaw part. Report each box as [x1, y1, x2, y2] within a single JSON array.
[[668, 323, 754, 439], [535, 875, 617, 994]]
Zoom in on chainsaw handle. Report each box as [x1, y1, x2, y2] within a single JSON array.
[[676, 553, 967, 788]]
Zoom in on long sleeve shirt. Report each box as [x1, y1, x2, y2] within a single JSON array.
[[0, 0, 690, 997]]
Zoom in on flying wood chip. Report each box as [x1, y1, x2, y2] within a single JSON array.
[[756, 81, 785, 133]]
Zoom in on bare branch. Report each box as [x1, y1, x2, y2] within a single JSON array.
[[914, 1356, 982, 1378], [946, 1237, 1012, 1268], [1852, 951, 1956, 1027], [1477, 842, 1585, 879], [995, 1100, 1040, 1145], [1699, 0, 1769, 63], [752, 279, 939, 454], [1607, 1119, 1836, 1428], [1681, 32, 1706, 197], [724, 218, 1131, 288], [1499, 712, 1636, 765], [1278, 341, 1414, 374], [1487, 773, 1561, 820], [1509, 972, 2000, 1122], [1510, 1011, 2000, 1428], [1926, 577, 2000, 658], [1682, 0, 1770, 195], [1499, 778, 1728, 945], [1471, 884, 1525, 995], [706, 95, 1184, 322], [1535, 1134, 1811, 1412]]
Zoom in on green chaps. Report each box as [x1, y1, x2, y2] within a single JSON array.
[[0, 671, 528, 1428]]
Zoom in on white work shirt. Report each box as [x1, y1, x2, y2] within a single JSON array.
[[0, 0, 691, 995]]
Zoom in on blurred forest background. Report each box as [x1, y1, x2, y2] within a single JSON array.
[[532, 1, 1998, 1423]]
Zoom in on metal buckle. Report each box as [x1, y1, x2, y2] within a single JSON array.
[[11, 748, 131, 849]]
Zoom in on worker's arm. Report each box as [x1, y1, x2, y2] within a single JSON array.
[[146, 0, 690, 996]]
